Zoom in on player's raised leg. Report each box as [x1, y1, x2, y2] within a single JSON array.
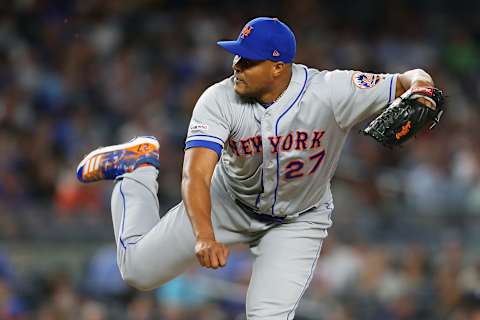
[[77, 136, 254, 290], [110, 168, 199, 290], [245, 206, 332, 320], [77, 137, 197, 290]]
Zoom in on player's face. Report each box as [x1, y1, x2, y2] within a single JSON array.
[[232, 55, 275, 99]]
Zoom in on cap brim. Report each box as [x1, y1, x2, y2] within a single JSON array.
[[217, 40, 265, 61]]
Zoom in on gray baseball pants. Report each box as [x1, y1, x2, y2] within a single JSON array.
[[110, 166, 332, 320]]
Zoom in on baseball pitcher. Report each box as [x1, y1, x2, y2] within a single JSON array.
[[76, 17, 444, 319]]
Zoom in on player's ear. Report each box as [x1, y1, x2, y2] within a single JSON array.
[[272, 62, 285, 77]]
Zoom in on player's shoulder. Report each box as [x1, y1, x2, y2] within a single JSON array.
[[193, 77, 233, 109], [308, 68, 354, 84], [310, 68, 383, 95], [297, 65, 353, 92], [194, 76, 243, 121], [200, 77, 231, 99], [200, 76, 240, 101], [322, 69, 394, 88]]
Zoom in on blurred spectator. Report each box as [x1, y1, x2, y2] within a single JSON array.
[[450, 291, 480, 320], [79, 300, 107, 320], [0, 277, 28, 320]]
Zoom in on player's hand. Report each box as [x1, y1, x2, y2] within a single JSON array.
[[416, 96, 436, 110], [194, 238, 229, 269], [411, 85, 436, 110]]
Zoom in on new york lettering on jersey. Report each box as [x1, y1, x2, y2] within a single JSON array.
[[228, 130, 324, 156]]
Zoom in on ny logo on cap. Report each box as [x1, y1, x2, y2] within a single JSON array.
[[240, 25, 253, 39]]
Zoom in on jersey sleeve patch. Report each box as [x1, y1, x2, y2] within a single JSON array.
[[189, 123, 209, 132], [185, 140, 223, 159], [352, 72, 383, 89]]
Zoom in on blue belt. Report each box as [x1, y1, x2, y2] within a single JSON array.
[[235, 199, 286, 224]]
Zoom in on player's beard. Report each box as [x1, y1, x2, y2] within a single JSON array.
[[234, 79, 266, 102], [234, 86, 260, 105], [234, 87, 256, 104], [234, 79, 253, 98], [234, 76, 247, 91]]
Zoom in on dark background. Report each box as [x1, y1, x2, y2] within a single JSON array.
[[0, 0, 479, 319]]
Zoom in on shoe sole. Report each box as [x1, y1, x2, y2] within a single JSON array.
[[76, 136, 159, 175]]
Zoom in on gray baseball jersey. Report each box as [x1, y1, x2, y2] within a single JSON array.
[[186, 63, 397, 217]]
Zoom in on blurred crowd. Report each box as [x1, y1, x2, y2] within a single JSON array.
[[0, 0, 479, 319]]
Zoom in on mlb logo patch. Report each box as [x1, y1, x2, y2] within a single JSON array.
[[190, 123, 209, 132], [352, 72, 383, 89]]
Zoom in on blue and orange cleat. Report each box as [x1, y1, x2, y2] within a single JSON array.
[[76, 136, 160, 183]]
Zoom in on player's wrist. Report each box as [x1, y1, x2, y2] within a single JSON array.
[[410, 79, 434, 89], [195, 230, 216, 242]]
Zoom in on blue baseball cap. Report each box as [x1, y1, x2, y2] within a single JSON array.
[[217, 17, 296, 63]]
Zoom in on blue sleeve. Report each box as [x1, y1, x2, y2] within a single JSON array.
[[185, 140, 223, 159]]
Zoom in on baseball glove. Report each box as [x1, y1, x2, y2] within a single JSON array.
[[362, 87, 445, 147]]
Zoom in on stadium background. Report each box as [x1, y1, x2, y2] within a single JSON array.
[[0, 0, 479, 319]]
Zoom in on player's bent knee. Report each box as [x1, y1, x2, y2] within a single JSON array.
[[119, 265, 152, 291], [121, 273, 155, 291], [120, 267, 158, 291], [119, 257, 160, 291]]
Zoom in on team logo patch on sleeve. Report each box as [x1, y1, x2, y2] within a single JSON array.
[[190, 123, 209, 132], [352, 72, 383, 89]]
